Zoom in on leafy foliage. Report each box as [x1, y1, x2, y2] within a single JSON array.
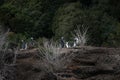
[[0, 0, 120, 47], [52, 2, 83, 40]]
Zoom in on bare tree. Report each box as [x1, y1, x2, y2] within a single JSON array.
[[37, 40, 74, 79], [0, 29, 9, 50], [0, 29, 17, 80], [73, 25, 89, 46]]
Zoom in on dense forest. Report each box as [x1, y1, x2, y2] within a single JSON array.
[[0, 0, 120, 47]]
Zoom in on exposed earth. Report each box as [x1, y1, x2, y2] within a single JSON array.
[[15, 46, 120, 80]]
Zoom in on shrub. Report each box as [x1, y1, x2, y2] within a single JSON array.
[[72, 25, 88, 46], [37, 40, 74, 79], [0, 29, 17, 80]]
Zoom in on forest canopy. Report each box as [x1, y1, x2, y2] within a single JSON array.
[[0, 0, 120, 47]]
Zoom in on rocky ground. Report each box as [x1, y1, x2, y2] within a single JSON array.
[[15, 46, 120, 80]]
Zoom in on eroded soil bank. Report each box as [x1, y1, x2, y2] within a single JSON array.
[[13, 47, 120, 80]]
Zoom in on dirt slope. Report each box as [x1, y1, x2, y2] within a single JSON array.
[[16, 47, 120, 80]]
